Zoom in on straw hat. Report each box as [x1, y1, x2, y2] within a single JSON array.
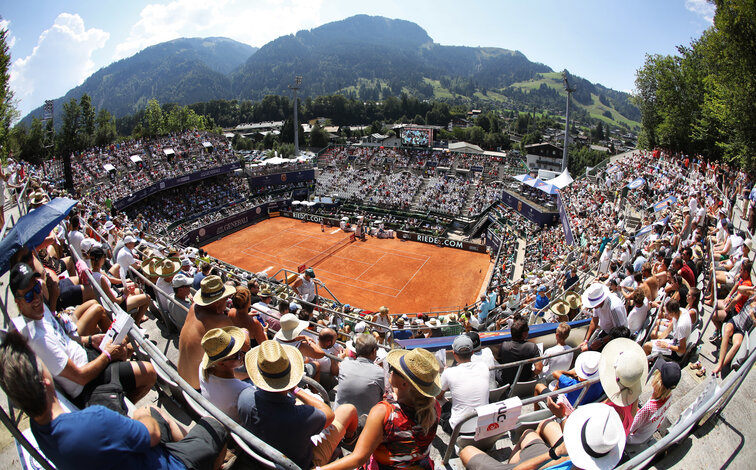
[[245, 340, 304, 392], [563, 403, 626, 470], [141, 256, 160, 276], [565, 291, 581, 310], [154, 257, 181, 278], [193, 275, 235, 306], [550, 299, 570, 318], [259, 288, 272, 298], [582, 283, 610, 309], [599, 338, 648, 406], [575, 351, 601, 380], [386, 348, 441, 398], [274, 313, 309, 341], [29, 190, 49, 205], [200, 327, 246, 371]]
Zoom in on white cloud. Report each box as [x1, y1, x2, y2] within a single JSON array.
[[114, 0, 323, 59], [10, 13, 109, 117], [1, 19, 17, 48], [685, 0, 716, 24]]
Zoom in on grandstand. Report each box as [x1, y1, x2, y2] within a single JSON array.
[[1, 142, 755, 470]]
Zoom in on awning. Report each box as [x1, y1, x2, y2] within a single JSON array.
[[544, 169, 574, 189], [513, 174, 535, 184], [534, 179, 559, 195], [163, 148, 175, 156], [202, 142, 213, 148], [129, 155, 143, 163], [103, 164, 116, 173]]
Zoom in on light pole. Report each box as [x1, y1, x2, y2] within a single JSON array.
[[289, 76, 302, 156], [561, 71, 576, 173]]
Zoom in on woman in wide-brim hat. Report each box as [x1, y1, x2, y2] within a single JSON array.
[[318, 348, 441, 470]]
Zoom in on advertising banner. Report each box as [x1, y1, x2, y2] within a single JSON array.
[[500, 191, 560, 226], [180, 200, 289, 245], [556, 193, 575, 246], [395, 230, 488, 253]]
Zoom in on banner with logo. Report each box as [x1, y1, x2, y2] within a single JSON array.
[[652, 195, 677, 212], [179, 200, 289, 245], [626, 177, 646, 190], [395, 230, 488, 253]]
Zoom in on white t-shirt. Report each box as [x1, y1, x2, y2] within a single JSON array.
[[540, 344, 574, 380], [627, 298, 650, 334], [470, 348, 498, 389], [672, 312, 692, 346], [116, 246, 135, 286], [12, 305, 88, 398], [440, 361, 490, 430], [155, 276, 173, 314], [591, 293, 628, 334], [297, 275, 316, 302], [69, 230, 85, 260], [199, 366, 254, 422], [315, 343, 344, 375]]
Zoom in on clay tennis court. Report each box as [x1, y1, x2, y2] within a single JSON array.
[[202, 217, 492, 313]]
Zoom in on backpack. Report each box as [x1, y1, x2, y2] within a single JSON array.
[[86, 369, 128, 415]]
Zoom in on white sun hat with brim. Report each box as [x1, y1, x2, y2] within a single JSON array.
[[274, 313, 309, 341], [574, 351, 601, 380], [563, 403, 626, 470], [599, 338, 648, 407], [245, 340, 305, 392], [582, 283, 610, 309]]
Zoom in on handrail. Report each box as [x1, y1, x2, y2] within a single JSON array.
[[66, 235, 301, 470]]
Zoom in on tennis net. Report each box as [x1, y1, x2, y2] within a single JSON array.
[[302, 233, 355, 269]]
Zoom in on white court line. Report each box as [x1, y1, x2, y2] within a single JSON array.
[[350, 243, 430, 262], [330, 228, 340, 234], [355, 253, 385, 281], [394, 256, 431, 298], [262, 266, 273, 273]]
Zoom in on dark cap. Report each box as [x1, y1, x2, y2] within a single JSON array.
[[660, 361, 681, 389], [10, 263, 41, 295], [465, 331, 482, 351]]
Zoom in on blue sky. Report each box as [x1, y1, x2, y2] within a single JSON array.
[[2, 0, 715, 118]]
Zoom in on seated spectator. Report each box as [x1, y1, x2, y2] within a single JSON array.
[[627, 361, 681, 445], [710, 260, 753, 340], [713, 286, 755, 376], [193, 263, 212, 290], [627, 288, 650, 335], [497, 318, 542, 388], [460, 403, 626, 470], [0, 332, 228, 470], [467, 331, 498, 389], [178, 275, 239, 390], [315, 328, 344, 391], [438, 335, 489, 434], [239, 340, 358, 469], [335, 333, 385, 417], [599, 339, 649, 435], [391, 317, 413, 340], [537, 351, 603, 411], [89, 247, 150, 325], [538, 322, 574, 382], [10, 263, 156, 408], [318, 348, 441, 470], [274, 313, 325, 379], [199, 327, 253, 422], [227, 286, 266, 348], [167, 273, 193, 331], [643, 300, 691, 361]]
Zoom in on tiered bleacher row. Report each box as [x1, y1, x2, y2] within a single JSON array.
[[1, 146, 755, 470]]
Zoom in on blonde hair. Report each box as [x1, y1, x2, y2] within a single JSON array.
[[379, 306, 389, 316], [650, 369, 673, 401], [409, 386, 438, 434]]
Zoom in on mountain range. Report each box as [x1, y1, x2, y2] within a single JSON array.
[[19, 15, 640, 130]]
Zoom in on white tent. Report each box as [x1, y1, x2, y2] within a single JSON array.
[[163, 148, 175, 156], [129, 155, 143, 164], [202, 141, 213, 148], [103, 163, 116, 173], [544, 169, 574, 189]]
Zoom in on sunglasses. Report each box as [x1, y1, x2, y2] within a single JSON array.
[[21, 281, 42, 303]]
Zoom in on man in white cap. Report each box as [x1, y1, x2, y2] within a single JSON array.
[[438, 335, 489, 434], [274, 313, 325, 379], [581, 282, 627, 352], [167, 273, 193, 331], [114, 234, 140, 289], [180, 257, 196, 277]]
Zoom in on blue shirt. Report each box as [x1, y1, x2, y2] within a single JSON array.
[[534, 294, 550, 310], [31, 406, 185, 470], [192, 272, 206, 290], [237, 388, 325, 469], [558, 375, 604, 406], [633, 256, 647, 273], [393, 329, 413, 340]]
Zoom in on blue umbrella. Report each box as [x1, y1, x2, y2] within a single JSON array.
[[0, 197, 78, 274]]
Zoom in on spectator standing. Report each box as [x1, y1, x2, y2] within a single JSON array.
[[438, 335, 490, 433], [334, 333, 385, 417], [497, 318, 542, 387]]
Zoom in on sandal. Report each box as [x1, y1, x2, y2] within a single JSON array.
[[696, 367, 707, 378], [690, 361, 702, 370]]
